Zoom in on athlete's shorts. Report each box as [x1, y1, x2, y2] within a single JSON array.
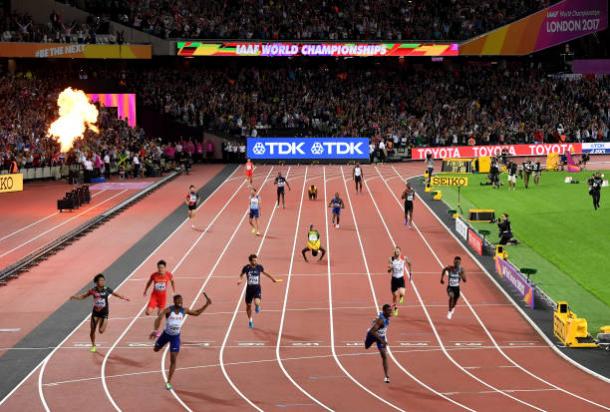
[[332, 207, 341, 215], [404, 201, 413, 213], [508, 175, 517, 183], [188, 204, 197, 211], [391, 277, 405, 293], [155, 331, 181, 353], [355, 176, 362, 183], [91, 309, 109, 320], [250, 209, 259, 219], [277, 187, 285, 194], [447, 286, 460, 299], [148, 293, 167, 310], [246, 170, 253, 177], [245, 285, 261, 304], [308, 191, 317, 200], [364, 332, 385, 350]]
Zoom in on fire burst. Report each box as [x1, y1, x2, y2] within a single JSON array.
[[48, 87, 99, 153]]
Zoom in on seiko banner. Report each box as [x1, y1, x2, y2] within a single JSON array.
[[247, 137, 370, 160], [582, 142, 610, 154]]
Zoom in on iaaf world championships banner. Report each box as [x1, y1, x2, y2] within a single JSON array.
[[461, 0, 607, 55], [177, 42, 458, 57], [411, 143, 582, 160]]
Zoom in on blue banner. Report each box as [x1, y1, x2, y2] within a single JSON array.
[[582, 142, 610, 154], [247, 137, 370, 160]]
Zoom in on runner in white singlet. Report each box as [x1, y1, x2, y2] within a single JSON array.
[[388, 246, 412, 316], [440, 256, 467, 320], [248, 187, 261, 236]]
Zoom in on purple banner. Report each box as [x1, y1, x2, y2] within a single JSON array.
[[535, 0, 608, 50], [495, 258, 535, 309]]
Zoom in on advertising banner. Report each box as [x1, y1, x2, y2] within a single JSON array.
[[582, 142, 610, 154], [467, 228, 484, 256], [431, 175, 469, 187], [455, 218, 469, 241], [411, 143, 582, 160], [460, 0, 608, 56], [177, 41, 459, 57], [88, 94, 137, 128], [0, 173, 24, 194], [495, 257, 535, 309], [247, 137, 369, 160], [0, 43, 152, 59]]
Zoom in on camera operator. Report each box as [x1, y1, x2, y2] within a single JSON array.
[[507, 161, 518, 191], [489, 157, 500, 189], [533, 160, 542, 185], [588, 172, 603, 210], [497, 213, 517, 245], [523, 159, 533, 189]]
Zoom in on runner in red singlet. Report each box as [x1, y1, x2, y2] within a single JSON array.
[[144, 260, 176, 315], [245, 159, 254, 185]]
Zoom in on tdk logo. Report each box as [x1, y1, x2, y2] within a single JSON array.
[[248, 138, 369, 159]]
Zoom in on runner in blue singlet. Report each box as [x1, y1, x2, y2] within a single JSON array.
[[364, 304, 393, 383]]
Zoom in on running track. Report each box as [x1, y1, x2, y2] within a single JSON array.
[[1, 164, 609, 411]]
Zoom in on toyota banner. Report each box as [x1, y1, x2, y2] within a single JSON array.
[[247, 137, 370, 160]]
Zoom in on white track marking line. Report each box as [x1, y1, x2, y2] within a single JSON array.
[[390, 166, 610, 410], [0, 190, 106, 243], [217, 167, 282, 412], [0, 190, 128, 258], [324, 167, 405, 412], [159, 167, 275, 410], [26, 167, 240, 412], [373, 166, 547, 411], [276, 166, 334, 411], [340, 166, 474, 411]]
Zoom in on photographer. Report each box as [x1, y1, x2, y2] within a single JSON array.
[[489, 157, 500, 189], [588, 172, 603, 210], [497, 213, 517, 245], [522, 159, 533, 189], [507, 161, 518, 191], [533, 160, 542, 185]]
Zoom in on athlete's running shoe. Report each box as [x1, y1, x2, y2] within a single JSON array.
[[447, 310, 453, 320], [165, 382, 173, 390], [384, 377, 390, 384], [248, 319, 254, 329], [393, 307, 398, 317], [399, 296, 404, 304], [90, 345, 97, 353], [256, 231, 261, 236], [335, 224, 340, 229]]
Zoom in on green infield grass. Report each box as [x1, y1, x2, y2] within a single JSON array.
[[439, 170, 610, 331]]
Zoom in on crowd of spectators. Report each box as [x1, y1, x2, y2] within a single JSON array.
[[0, 9, 115, 43], [0, 70, 203, 179], [2, 61, 609, 174], [131, 62, 610, 151], [82, 0, 554, 41]]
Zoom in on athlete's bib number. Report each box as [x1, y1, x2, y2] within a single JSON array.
[[449, 275, 460, 287], [154, 282, 166, 291], [308, 233, 318, 242], [247, 276, 259, 285], [94, 298, 106, 309], [189, 194, 197, 203], [168, 325, 180, 334], [407, 193, 414, 201]]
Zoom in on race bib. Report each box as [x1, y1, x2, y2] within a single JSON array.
[[189, 194, 197, 203], [407, 193, 414, 201], [308, 233, 318, 242], [94, 298, 106, 309], [247, 276, 259, 285], [154, 282, 166, 291]]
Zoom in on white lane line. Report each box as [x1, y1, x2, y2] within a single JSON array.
[[0, 189, 128, 258], [30, 167, 240, 412], [324, 166, 405, 412], [0, 190, 107, 243], [373, 166, 545, 411], [341, 166, 474, 411], [217, 167, 281, 412], [391, 165, 610, 410], [276, 166, 333, 411]]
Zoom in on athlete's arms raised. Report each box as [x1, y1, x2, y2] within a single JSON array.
[[262, 270, 280, 283], [70, 290, 92, 300], [150, 307, 171, 339], [112, 291, 130, 302], [187, 293, 212, 316], [369, 319, 387, 347]]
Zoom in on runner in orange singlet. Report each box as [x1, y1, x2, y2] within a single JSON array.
[[245, 158, 254, 185]]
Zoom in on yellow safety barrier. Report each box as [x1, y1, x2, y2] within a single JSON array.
[[0, 173, 23, 194], [553, 301, 598, 348], [433, 190, 442, 200], [495, 245, 508, 260]]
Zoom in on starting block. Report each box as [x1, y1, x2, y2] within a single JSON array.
[[433, 190, 442, 200], [553, 301, 598, 348], [424, 185, 432, 192], [495, 245, 508, 260]]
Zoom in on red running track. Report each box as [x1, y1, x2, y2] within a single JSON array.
[[0, 178, 160, 271], [1, 164, 609, 412]]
